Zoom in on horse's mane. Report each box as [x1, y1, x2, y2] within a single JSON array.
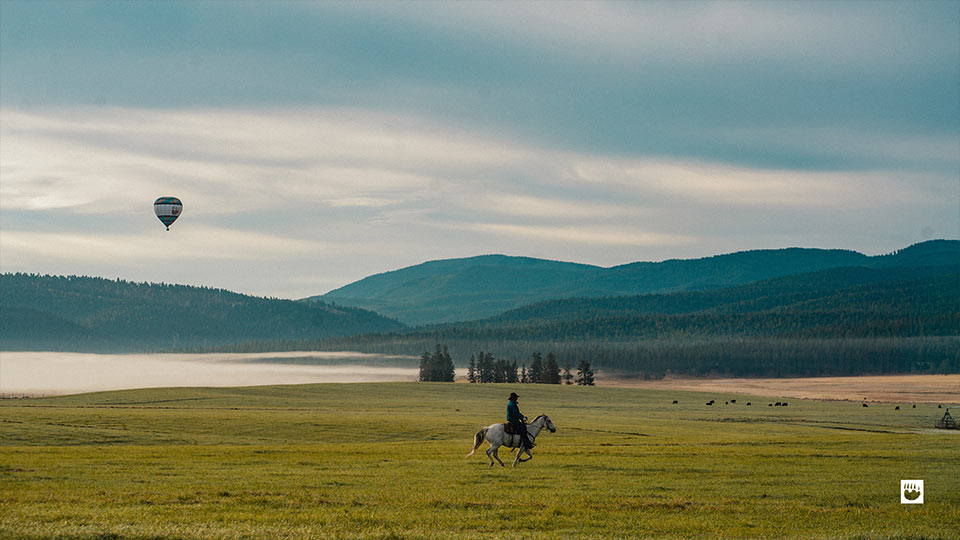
[[532, 413, 546, 423]]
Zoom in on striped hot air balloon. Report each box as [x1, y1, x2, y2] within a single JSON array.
[[154, 197, 182, 230]]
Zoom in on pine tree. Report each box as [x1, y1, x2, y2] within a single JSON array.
[[528, 352, 543, 384], [418, 351, 432, 382], [440, 345, 455, 382], [507, 360, 519, 383], [576, 360, 595, 386], [541, 352, 561, 384], [418, 345, 455, 382], [477, 351, 495, 383], [467, 354, 477, 383], [562, 361, 574, 385]]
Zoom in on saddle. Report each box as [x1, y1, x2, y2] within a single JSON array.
[[502, 422, 525, 435]]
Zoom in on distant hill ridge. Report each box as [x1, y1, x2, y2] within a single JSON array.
[[0, 274, 405, 352], [312, 240, 959, 325]]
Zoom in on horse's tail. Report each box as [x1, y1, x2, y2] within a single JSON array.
[[466, 427, 488, 457]]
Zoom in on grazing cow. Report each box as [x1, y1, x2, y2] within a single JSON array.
[[895, 406, 900, 410], [724, 401, 729, 405], [768, 403, 773, 406], [912, 404, 916, 409], [730, 399, 736, 403], [782, 402, 788, 407], [775, 402, 782, 406], [863, 403, 869, 408], [672, 400, 678, 404], [706, 402, 713, 406], [746, 402, 751, 406], [939, 404, 943, 408]]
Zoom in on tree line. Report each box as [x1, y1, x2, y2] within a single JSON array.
[[419, 346, 594, 385]]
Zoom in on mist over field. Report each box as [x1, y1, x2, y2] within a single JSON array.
[[0, 351, 419, 396]]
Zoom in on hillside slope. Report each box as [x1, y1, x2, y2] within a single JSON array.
[[0, 274, 406, 352], [312, 240, 959, 325], [281, 264, 960, 377]]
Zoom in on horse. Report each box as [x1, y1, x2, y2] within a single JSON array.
[[466, 414, 556, 467]]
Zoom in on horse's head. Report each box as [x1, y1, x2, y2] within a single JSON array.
[[542, 414, 556, 433]]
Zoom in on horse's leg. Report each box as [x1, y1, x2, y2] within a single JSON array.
[[515, 443, 533, 463], [491, 445, 505, 467], [485, 445, 495, 466]]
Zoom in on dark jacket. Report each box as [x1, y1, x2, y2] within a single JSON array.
[[507, 400, 525, 423]]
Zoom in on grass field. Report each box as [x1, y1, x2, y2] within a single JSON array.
[[2, 382, 958, 539]]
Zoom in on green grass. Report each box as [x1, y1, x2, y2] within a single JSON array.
[[1, 383, 957, 539]]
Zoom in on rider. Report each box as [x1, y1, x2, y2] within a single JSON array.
[[507, 392, 534, 449]]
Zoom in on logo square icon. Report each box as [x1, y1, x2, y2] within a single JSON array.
[[901, 480, 923, 504]]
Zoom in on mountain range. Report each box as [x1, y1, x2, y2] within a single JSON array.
[[2, 240, 957, 361], [312, 239, 960, 325]]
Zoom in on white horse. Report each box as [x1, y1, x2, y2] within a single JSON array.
[[467, 414, 556, 467]]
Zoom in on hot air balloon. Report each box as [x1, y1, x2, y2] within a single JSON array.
[[154, 197, 182, 230]]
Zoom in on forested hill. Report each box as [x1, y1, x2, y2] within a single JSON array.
[[312, 240, 960, 325], [219, 263, 960, 377], [0, 274, 405, 352], [488, 264, 960, 325]]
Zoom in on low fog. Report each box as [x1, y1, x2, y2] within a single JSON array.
[[0, 351, 420, 396]]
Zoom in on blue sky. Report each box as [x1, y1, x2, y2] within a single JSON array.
[[1, 1, 958, 298]]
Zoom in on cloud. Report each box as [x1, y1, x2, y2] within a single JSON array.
[[463, 223, 693, 247], [478, 193, 639, 219], [1, 105, 956, 297], [0, 225, 330, 265], [571, 158, 940, 208]]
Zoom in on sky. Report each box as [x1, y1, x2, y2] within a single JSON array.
[[1, 1, 958, 299]]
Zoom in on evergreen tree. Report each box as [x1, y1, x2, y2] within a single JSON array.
[[562, 361, 574, 385], [440, 344, 455, 382], [576, 360, 595, 386], [467, 354, 477, 383], [507, 360, 519, 383], [418, 344, 454, 382], [418, 351, 433, 382], [541, 352, 561, 384], [528, 352, 543, 383], [477, 351, 495, 383]]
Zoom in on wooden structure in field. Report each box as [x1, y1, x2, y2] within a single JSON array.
[[936, 408, 957, 430]]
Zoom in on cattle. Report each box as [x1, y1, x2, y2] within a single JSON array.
[[782, 402, 788, 407], [672, 400, 678, 404], [730, 399, 736, 403], [895, 406, 900, 410], [724, 401, 729, 405], [863, 403, 869, 408], [775, 402, 782, 406], [912, 404, 916, 408], [746, 402, 751, 406]]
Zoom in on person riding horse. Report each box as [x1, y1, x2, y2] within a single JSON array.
[[507, 392, 534, 449]]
